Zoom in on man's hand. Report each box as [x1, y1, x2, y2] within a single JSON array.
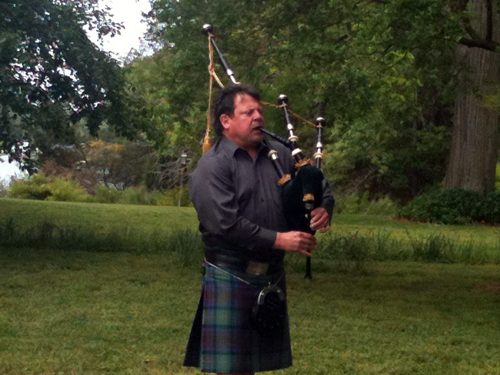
[[273, 231, 317, 256], [310, 207, 330, 233]]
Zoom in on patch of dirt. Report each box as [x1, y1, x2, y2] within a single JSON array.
[[473, 282, 500, 292]]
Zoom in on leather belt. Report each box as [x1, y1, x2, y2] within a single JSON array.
[[205, 248, 284, 276]]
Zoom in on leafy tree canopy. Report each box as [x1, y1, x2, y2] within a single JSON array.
[[142, 0, 473, 200], [0, 0, 132, 172]]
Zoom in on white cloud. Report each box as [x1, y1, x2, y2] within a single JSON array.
[[90, 0, 152, 58], [0, 155, 28, 186]]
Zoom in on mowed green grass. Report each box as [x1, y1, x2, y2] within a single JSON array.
[[1, 250, 499, 375], [0, 198, 198, 233], [1, 198, 500, 374]]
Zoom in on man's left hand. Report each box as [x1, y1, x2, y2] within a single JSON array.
[[310, 207, 331, 233]]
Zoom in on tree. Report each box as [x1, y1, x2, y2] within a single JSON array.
[[144, 0, 458, 201], [0, 0, 129, 173], [374, 0, 500, 195], [444, 0, 500, 194]]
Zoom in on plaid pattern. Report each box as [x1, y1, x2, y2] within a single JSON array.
[[183, 263, 292, 373]]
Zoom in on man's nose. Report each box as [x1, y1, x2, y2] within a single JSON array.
[[253, 111, 263, 121]]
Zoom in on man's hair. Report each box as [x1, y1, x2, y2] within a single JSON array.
[[213, 84, 261, 136]]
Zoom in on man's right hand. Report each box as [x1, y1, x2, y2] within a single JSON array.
[[273, 231, 317, 256]]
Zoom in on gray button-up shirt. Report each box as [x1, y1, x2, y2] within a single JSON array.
[[189, 135, 334, 261]]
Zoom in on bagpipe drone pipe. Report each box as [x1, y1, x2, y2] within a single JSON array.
[[202, 24, 327, 279]]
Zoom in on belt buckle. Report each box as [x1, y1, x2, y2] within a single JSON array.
[[246, 261, 269, 276]]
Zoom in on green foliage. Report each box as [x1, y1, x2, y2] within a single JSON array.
[[45, 177, 87, 202], [0, 180, 8, 198], [2, 197, 500, 265], [91, 185, 123, 204], [89, 185, 189, 206], [0, 1, 130, 170], [476, 191, 500, 225], [410, 234, 456, 263], [156, 185, 191, 207], [0, 218, 203, 256], [316, 230, 500, 265], [117, 186, 162, 206], [7, 173, 52, 200], [335, 192, 397, 216], [399, 188, 500, 225], [141, 0, 468, 200], [8, 173, 88, 202], [6, 174, 192, 207]]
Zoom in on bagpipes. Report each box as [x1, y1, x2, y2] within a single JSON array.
[[202, 24, 326, 279]]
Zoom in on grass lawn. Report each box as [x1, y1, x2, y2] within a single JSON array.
[[1, 198, 499, 252], [1, 249, 499, 374], [0, 198, 197, 233], [1, 198, 500, 374]]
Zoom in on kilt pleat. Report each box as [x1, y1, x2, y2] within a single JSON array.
[[183, 263, 292, 373]]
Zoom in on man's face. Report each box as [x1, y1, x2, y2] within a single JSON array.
[[221, 93, 265, 153]]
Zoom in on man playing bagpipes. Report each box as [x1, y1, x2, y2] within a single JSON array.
[[183, 83, 335, 374]]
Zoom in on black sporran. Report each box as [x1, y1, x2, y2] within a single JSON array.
[[251, 284, 286, 336]]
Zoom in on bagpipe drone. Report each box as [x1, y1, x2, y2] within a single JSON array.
[[202, 24, 327, 279]]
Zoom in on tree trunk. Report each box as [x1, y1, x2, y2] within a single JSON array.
[[445, 0, 500, 194]]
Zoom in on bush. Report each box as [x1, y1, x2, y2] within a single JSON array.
[[398, 188, 500, 225], [8, 173, 52, 200], [91, 185, 123, 204], [477, 191, 500, 225], [8, 173, 89, 202], [45, 177, 88, 202], [0, 180, 8, 198], [118, 186, 162, 205], [156, 186, 190, 207], [335, 192, 396, 215]]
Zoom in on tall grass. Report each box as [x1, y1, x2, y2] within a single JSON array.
[[0, 218, 204, 265], [2, 217, 499, 271], [1, 198, 500, 268], [315, 231, 500, 266]]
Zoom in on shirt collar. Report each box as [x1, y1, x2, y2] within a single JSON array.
[[220, 135, 267, 157]]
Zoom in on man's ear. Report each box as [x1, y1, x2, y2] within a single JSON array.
[[220, 114, 231, 130]]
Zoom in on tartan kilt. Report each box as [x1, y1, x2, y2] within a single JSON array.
[[183, 262, 292, 373]]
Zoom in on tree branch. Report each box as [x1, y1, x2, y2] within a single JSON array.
[[462, 15, 482, 40], [459, 37, 500, 51], [486, 0, 493, 40]]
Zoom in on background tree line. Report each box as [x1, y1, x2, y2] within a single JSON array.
[[2, 0, 500, 213]]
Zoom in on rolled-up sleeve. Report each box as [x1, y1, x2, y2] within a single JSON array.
[[320, 176, 335, 223]]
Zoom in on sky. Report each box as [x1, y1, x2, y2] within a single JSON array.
[[0, 156, 28, 186], [91, 0, 152, 59]]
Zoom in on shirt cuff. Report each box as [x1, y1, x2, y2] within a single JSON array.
[[254, 227, 277, 250]]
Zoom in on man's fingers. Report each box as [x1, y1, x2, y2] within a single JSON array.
[[296, 232, 316, 251], [318, 225, 330, 233]]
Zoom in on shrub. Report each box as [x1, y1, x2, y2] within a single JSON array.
[[91, 185, 123, 204], [335, 192, 396, 215], [118, 186, 162, 206], [156, 186, 190, 207], [0, 180, 8, 197], [8, 173, 52, 200], [8, 173, 90, 202], [45, 177, 88, 202], [477, 191, 500, 225], [398, 188, 497, 225]]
